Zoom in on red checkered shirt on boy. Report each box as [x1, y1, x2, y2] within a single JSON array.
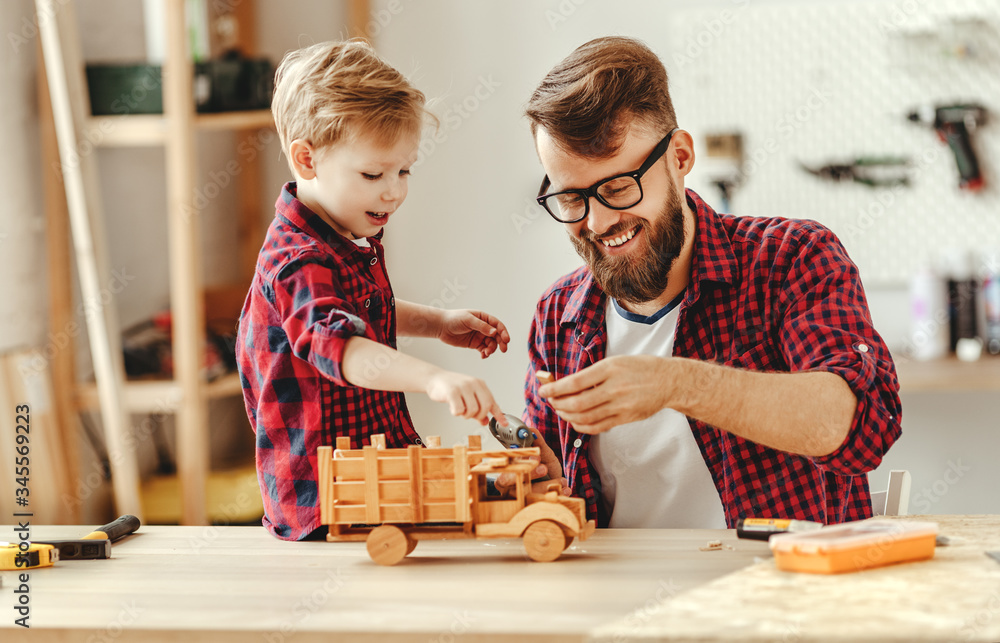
[[237, 182, 422, 540], [524, 189, 902, 527]]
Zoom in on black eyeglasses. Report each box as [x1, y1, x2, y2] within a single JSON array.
[[536, 128, 679, 223]]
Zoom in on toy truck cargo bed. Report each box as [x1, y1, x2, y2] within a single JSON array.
[[317, 434, 595, 565]]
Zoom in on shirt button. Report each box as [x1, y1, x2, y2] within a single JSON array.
[[573, 438, 583, 449], [390, 296, 395, 306], [370, 257, 378, 266], [364, 299, 371, 308], [856, 343, 869, 353]]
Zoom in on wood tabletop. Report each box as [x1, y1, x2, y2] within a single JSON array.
[[1, 515, 997, 642]]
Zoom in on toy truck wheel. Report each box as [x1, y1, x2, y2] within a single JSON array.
[[523, 520, 565, 562], [366, 525, 410, 566]]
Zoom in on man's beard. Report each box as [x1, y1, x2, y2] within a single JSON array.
[[570, 183, 685, 307]]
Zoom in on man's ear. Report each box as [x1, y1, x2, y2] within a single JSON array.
[[289, 139, 318, 180], [669, 129, 696, 178]]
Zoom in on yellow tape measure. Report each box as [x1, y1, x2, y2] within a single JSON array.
[[1, 542, 59, 570]]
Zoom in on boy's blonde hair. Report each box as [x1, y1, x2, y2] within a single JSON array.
[[271, 39, 427, 162]]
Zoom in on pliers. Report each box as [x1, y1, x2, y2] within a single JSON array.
[[799, 156, 911, 187]]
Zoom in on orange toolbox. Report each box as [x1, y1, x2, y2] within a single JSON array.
[[769, 520, 938, 574]]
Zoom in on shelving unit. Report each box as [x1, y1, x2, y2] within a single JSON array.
[[39, 0, 372, 525], [37, 0, 277, 525]]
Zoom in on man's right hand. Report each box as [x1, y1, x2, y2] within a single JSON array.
[[494, 428, 571, 496]]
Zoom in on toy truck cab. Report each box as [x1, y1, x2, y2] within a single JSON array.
[[318, 434, 595, 565]]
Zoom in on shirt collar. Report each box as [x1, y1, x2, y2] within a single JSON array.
[[559, 188, 737, 328], [275, 181, 384, 249], [684, 188, 738, 303]]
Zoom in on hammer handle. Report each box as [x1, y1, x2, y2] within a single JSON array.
[[82, 515, 141, 541]]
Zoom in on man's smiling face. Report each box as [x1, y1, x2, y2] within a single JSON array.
[[535, 124, 686, 306]]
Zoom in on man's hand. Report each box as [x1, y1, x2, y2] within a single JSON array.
[[438, 310, 510, 358], [537, 355, 672, 434], [495, 428, 571, 497]]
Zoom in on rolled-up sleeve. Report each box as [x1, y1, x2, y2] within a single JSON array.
[[775, 226, 902, 476], [273, 253, 368, 386]]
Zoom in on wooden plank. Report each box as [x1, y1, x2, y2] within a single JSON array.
[[408, 445, 423, 523], [317, 446, 332, 524], [335, 436, 351, 451], [362, 445, 380, 523], [35, 0, 142, 520], [348, 0, 371, 40], [164, 0, 208, 525], [453, 445, 469, 523], [37, 39, 80, 522]]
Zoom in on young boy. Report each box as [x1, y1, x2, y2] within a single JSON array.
[[236, 40, 511, 541]]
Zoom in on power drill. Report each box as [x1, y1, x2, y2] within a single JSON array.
[[907, 104, 987, 191]]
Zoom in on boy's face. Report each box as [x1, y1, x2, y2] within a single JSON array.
[[294, 131, 421, 240]]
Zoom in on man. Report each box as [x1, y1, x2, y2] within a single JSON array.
[[514, 36, 901, 529]]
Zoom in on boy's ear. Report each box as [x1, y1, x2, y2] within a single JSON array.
[[289, 139, 318, 180]]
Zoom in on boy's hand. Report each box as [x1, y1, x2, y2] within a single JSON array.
[[438, 310, 510, 358], [426, 371, 505, 426]]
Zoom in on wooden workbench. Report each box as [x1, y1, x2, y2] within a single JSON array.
[[1, 515, 997, 642]]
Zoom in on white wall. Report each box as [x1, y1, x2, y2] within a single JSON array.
[[0, 0, 47, 354], [373, 0, 1000, 515]]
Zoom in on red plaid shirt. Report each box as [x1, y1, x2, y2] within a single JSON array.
[[524, 189, 901, 527], [237, 182, 422, 540]]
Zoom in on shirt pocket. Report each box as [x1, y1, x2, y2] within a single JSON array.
[[730, 325, 784, 371]]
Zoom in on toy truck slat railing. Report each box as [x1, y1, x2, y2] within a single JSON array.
[[318, 436, 477, 527], [318, 433, 595, 565]]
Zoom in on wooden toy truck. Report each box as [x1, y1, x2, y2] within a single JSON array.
[[317, 434, 596, 565]]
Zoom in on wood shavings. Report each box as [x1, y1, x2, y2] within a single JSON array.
[[699, 539, 734, 552]]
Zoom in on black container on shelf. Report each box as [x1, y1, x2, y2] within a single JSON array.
[[86, 54, 273, 116]]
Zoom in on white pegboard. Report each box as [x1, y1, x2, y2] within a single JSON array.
[[669, 0, 1000, 285]]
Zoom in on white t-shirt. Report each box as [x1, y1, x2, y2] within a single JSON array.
[[589, 295, 727, 528]]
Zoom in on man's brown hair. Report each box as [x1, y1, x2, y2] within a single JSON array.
[[525, 36, 677, 158]]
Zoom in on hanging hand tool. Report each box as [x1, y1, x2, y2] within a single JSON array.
[[799, 156, 911, 187], [907, 104, 987, 191]]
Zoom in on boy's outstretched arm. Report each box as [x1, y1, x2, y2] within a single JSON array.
[[341, 336, 506, 425], [395, 300, 510, 358]]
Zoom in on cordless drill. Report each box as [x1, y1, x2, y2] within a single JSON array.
[[907, 104, 987, 191]]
